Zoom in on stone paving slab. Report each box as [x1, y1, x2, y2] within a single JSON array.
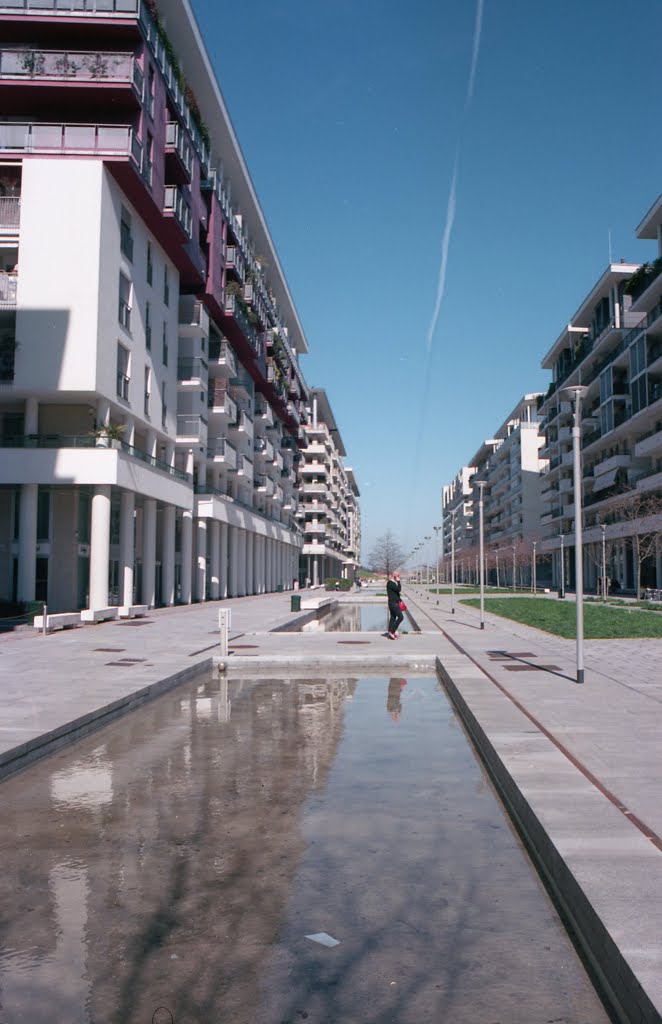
[[1, 584, 661, 1020]]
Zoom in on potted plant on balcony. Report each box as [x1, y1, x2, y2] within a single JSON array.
[[90, 422, 126, 449], [21, 50, 45, 77]]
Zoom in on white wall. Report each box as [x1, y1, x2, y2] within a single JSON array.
[[14, 159, 103, 393]]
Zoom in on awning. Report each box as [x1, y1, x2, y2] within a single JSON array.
[[592, 468, 619, 492]]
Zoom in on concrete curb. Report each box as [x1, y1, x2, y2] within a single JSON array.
[[215, 654, 437, 672], [0, 659, 213, 782], [436, 654, 661, 1024]]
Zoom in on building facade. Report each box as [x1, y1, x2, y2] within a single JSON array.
[[441, 395, 546, 586], [0, 0, 358, 612], [298, 389, 360, 585], [539, 235, 662, 593]]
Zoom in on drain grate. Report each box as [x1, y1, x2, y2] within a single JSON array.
[[230, 644, 259, 649], [337, 640, 371, 645], [94, 648, 126, 653]]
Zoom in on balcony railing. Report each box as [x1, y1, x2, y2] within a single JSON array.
[[0, 49, 143, 93], [165, 120, 193, 176], [163, 185, 192, 238], [176, 414, 207, 440], [207, 438, 237, 468], [0, 196, 20, 229], [0, 271, 17, 308], [0, 121, 140, 162], [0, 0, 139, 12], [207, 388, 237, 420], [0, 432, 191, 480], [208, 338, 237, 376], [224, 293, 258, 352], [177, 357, 207, 381]]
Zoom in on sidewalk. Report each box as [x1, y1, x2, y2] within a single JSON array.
[[0, 585, 660, 1022]]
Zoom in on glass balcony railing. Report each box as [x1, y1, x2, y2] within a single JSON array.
[[0, 271, 17, 308], [165, 121, 193, 177], [0, 0, 139, 13], [0, 433, 191, 481], [0, 121, 140, 162], [177, 357, 207, 381], [0, 49, 143, 92], [163, 185, 192, 238], [0, 196, 20, 229]]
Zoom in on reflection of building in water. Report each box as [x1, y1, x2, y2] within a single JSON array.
[[0, 671, 352, 1024]]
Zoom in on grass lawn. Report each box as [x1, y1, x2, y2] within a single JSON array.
[[462, 596, 662, 639], [430, 587, 508, 595]]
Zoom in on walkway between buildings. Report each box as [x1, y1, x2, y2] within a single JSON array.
[[0, 585, 660, 1021]]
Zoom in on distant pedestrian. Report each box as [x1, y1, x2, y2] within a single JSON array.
[[386, 570, 404, 639], [387, 677, 408, 721]]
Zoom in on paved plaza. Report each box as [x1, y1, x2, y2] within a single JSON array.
[[1, 585, 661, 1022]]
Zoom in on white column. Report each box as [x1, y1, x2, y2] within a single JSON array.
[[209, 520, 220, 600], [259, 536, 267, 593], [25, 396, 38, 434], [246, 531, 255, 595], [142, 498, 157, 608], [220, 522, 229, 599], [229, 526, 239, 596], [265, 538, 272, 592], [181, 509, 193, 604], [313, 555, 319, 586], [162, 505, 176, 606], [195, 517, 207, 601], [89, 485, 111, 610], [237, 529, 247, 596], [119, 490, 135, 607], [17, 482, 38, 603]]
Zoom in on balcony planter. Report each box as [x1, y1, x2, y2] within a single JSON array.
[[90, 423, 126, 448]]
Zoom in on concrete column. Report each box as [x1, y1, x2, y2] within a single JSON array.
[[17, 482, 38, 603], [119, 490, 135, 606], [96, 398, 110, 431], [162, 505, 176, 606], [142, 498, 157, 608], [237, 529, 247, 597], [265, 538, 272, 592], [246, 531, 255, 595], [209, 520, 220, 600], [229, 525, 239, 597], [89, 485, 111, 609], [313, 555, 319, 587], [259, 536, 267, 593], [24, 397, 38, 434], [181, 510, 193, 604], [195, 517, 207, 601], [220, 523, 228, 599], [123, 415, 135, 448]]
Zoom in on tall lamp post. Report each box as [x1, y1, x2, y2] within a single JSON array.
[[477, 480, 486, 629], [512, 544, 517, 593], [601, 523, 607, 600], [560, 533, 565, 598], [450, 507, 457, 614], [560, 384, 588, 685], [532, 540, 537, 595], [425, 535, 431, 587], [433, 525, 441, 588], [495, 547, 500, 589]]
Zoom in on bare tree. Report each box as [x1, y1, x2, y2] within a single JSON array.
[[367, 530, 407, 578], [611, 490, 662, 597]]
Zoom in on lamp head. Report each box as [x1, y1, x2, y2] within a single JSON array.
[[559, 384, 588, 402]]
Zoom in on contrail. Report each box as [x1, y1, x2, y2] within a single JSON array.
[[424, 0, 484, 356]]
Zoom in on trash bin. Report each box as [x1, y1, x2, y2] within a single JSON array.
[[277, 583, 283, 593], [291, 594, 301, 612], [557, 589, 565, 599]]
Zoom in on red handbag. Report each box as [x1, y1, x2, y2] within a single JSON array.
[[399, 601, 407, 611]]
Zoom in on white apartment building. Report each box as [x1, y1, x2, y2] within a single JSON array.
[[0, 0, 329, 612], [441, 395, 546, 585], [540, 219, 662, 593], [298, 389, 360, 585]]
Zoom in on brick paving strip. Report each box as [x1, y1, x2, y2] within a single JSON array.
[[1, 584, 661, 1022]]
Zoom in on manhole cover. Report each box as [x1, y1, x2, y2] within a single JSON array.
[[504, 664, 561, 672]]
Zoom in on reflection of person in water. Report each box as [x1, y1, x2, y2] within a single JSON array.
[[387, 678, 408, 721]]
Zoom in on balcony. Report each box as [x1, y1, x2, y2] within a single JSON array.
[[0, 433, 191, 483], [636, 468, 662, 494], [0, 0, 140, 13], [177, 357, 207, 386], [254, 398, 275, 427], [592, 452, 631, 478], [0, 271, 17, 309], [254, 474, 274, 496], [254, 436, 274, 462], [234, 454, 253, 477], [163, 185, 192, 239], [225, 244, 245, 281], [0, 121, 141, 166], [176, 414, 207, 442], [207, 437, 237, 470], [223, 293, 258, 354], [165, 121, 193, 183], [207, 385, 237, 421], [635, 426, 662, 458], [0, 196, 20, 237], [228, 410, 254, 442], [0, 49, 144, 110], [208, 338, 237, 378]]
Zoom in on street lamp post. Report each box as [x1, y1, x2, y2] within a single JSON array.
[[477, 480, 486, 629], [495, 547, 500, 589], [425, 535, 431, 588], [512, 545, 517, 593], [560, 533, 565, 598], [532, 540, 537, 595], [560, 384, 588, 685], [601, 523, 607, 601], [450, 507, 457, 614], [433, 525, 441, 588]]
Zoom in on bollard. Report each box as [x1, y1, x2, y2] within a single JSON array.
[[42, 603, 48, 637], [218, 608, 231, 657]]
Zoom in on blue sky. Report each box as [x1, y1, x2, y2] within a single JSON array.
[[191, 0, 662, 561]]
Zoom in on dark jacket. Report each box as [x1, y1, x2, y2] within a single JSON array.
[[386, 578, 401, 608]]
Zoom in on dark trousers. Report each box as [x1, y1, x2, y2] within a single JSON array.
[[388, 604, 404, 634]]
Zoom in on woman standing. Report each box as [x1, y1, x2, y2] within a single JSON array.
[[386, 571, 404, 639]]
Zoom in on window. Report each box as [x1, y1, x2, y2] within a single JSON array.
[[144, 131, 153, 185], [117, 342, 130, 400], [37, 489, 50, 542], [600, 402, 614, 436], [146, 241, 153, 286], [147, 63, 155, 119], [162, 322, 168, 366], [630, 335, 646, 379], [120, 206, 133, 261], [599, 368, 613, 405], [163, 267, 170, 306], [144, 366, 151, 417], [161, 381, 167, 428], [145, 301, 152, 349], [118, 272, 131, 331], [631, 374, 648, 416]]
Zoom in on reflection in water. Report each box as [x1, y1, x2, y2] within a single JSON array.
[[303, 602, 411, 633], [0, 673, 609, 1024], [386, 677, 408, 721]]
